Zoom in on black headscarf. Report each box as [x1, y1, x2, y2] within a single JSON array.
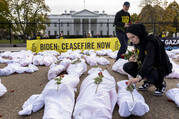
[[126, 23, 148, 45]]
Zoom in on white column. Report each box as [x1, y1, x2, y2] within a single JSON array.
[[80, 19, 83, 35], [71, 19, 74, 35], [96, 19, 99, 36], [89, 19, 91, 33]]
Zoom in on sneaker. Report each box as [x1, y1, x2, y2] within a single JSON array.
[[153, 81, 166, 96], [138, 81, 151, 91]]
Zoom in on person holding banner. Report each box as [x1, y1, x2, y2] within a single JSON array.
[[114, 1, 131, 61], [123, 24, 172, 96]]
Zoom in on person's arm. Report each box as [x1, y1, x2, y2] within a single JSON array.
[[137, 41, 156, 78]]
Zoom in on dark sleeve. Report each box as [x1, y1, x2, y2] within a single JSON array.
[[128, 13, 131, 24], [114, 12, 124, 27], [138, 42, 156, 78]]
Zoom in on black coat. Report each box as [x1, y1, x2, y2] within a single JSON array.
[[114, 9, 130, 32], [135, 35, 172, 78]]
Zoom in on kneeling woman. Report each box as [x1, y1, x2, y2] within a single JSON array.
[[123, 24, 172, 96]]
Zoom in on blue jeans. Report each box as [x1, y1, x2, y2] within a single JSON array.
[[116, 31, 128, 60]]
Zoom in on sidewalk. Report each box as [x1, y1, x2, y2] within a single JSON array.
[[0, 44, 26, 52], [0, 47, 26, 52]]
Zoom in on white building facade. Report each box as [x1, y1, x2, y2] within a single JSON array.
[[45, 9, 115, 37]]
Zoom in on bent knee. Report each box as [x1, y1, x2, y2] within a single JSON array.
[[123, 62, 131, 73]]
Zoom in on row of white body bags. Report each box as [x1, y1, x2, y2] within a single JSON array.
[[73, 68, 117, 119], [117, 80, 149, 117]]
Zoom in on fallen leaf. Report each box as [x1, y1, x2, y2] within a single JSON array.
[[167, 99, 174, 102], [10, 89, 15, 93]]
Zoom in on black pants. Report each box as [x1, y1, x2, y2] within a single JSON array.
[[123, 62, 164, 89], [116, 31, 128, 61]]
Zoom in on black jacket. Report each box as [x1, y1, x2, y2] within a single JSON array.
[[114, 9, 130, 32], [135, 35, 172, 78], [126, 24, 172, 78]]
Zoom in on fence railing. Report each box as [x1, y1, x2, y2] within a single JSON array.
[[0, 22, 178, 44]]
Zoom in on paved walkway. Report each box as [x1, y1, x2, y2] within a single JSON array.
[[0, 47, 26, 52]]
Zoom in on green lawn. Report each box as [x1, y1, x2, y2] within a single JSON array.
[[0, 39, 25, 44]]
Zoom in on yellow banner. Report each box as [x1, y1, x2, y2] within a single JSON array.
[[26, 38, 120, 53]]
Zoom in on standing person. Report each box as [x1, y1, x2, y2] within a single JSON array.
[[114, 1, 131, 61], [123, 24, 172, 96]]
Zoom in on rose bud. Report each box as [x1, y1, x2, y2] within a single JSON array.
[[98, 72, 103, 76], [125, 82, 128, 85], [60, 74, 64, 78]]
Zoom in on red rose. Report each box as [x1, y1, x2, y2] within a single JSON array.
[[121, 55, 125, 59], [98, 72, 103, 76], [125, 82, 128, 85]]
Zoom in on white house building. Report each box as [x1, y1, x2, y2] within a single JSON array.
[[45, 9, 115, 37]]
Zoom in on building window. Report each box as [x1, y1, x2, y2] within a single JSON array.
[[67, 31, 70, 35], [67, 22, 69, 27], [54, 31, 57, 35], [48, 31, 50, 36], [48, 24, 50, 27], [100, 30, 103, 36], [61, 23, 63, 27], [54, 23, 57, 27]]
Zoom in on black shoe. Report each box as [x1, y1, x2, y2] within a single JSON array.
[[138, 81, 151, 91], [153, 81, 166, 96]]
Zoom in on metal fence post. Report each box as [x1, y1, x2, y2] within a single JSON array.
[[9, 23, 12, 44]]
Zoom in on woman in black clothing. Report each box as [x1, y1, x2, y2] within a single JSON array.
[[123, 24, 172, 96]]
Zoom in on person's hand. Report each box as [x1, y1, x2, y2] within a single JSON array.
[[124, 23, 129, 28], [127, 78, 140, 86], [129, 55, 136, 62]]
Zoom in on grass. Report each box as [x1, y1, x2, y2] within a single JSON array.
[[0, 39, 25, 44]]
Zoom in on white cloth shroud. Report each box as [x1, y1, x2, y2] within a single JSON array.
[[96, 57, 110, 65], [96, 49, 112, 56], [0, 63, 38, 76], [166, 58, 179, 79], [73, 69, 117, 119], [166, 87, 179, 107], [0, 79, 7, 97], [42, 74, 79, 119], [67, 58, 87, 77], [18, 94, 44, 115], [107, 51, 118, 59], [117, 80, 149, 117], [58, 50, 82, 60], [33, 55, 57, 66], [84, 55, 110, 66], [19, 74, 79, 119], [84, 55, 98, 66], [112, 59, 128, 75], [48, 59, 71, 80]]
